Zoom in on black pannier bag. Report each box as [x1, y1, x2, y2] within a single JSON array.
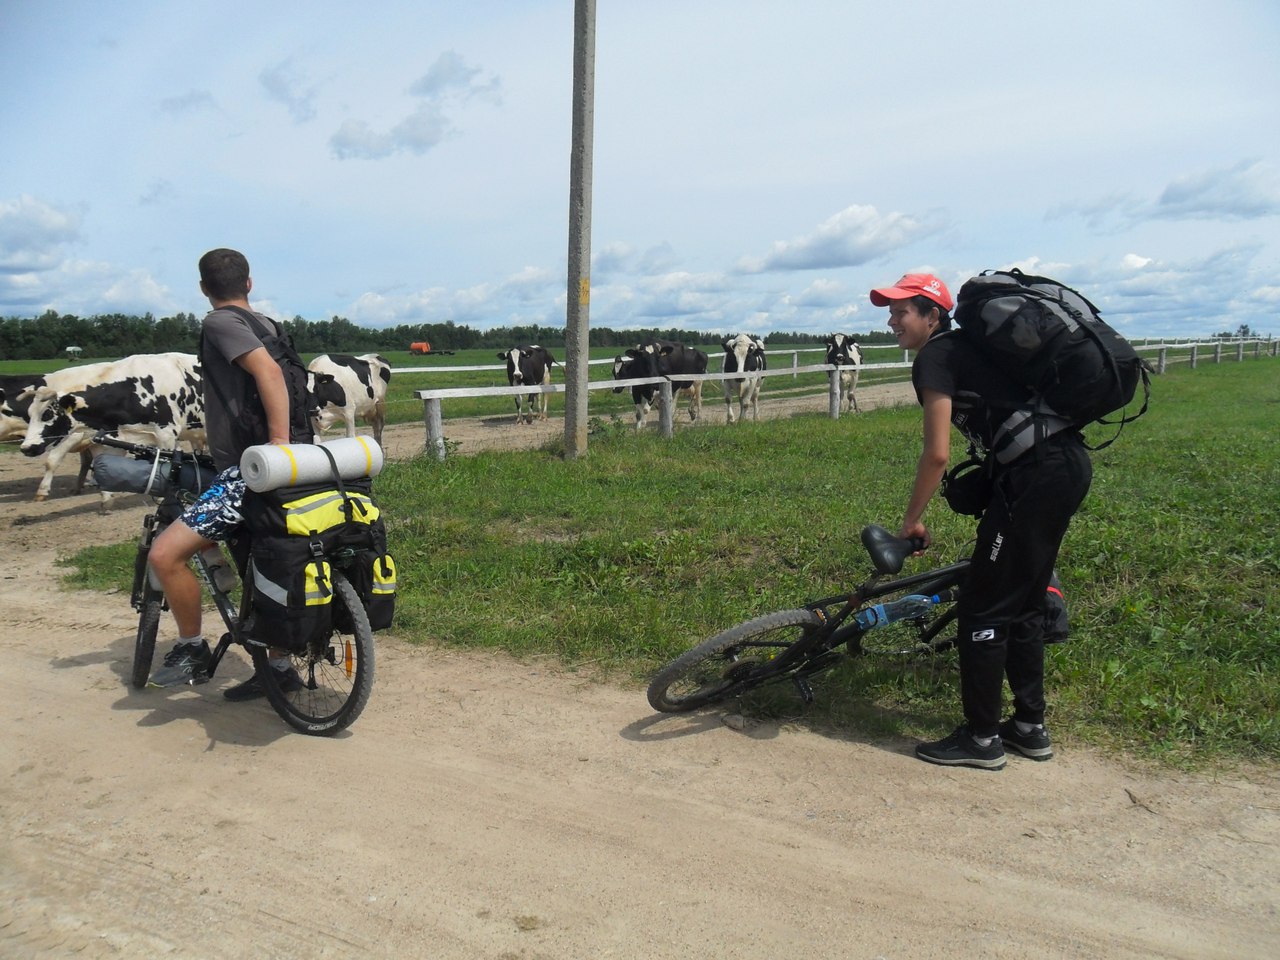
[[241, 478, 394, 651], [92, 450, 216, 498]]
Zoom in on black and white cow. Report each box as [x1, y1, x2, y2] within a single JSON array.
[[3, 372, 101, 496], [824, 333, 863, 413], [497, 345, 557, 424], [306, 354, 392, 445], [1, 374, 43, 442], [720, 333, 767, 424], [20, 353, 205, 502], [611, 339, 708, 429]]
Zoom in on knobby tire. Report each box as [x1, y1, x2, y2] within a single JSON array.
[[254, 570, 375, 736], [647, 608, 823, 713], [132, 591, 163, 689]]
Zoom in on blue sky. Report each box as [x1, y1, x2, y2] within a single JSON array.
[[2, 0, 1278, 339]]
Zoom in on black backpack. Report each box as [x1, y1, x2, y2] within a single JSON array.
[[953, 269, 1151, 451], [200, 305, 315, 449]]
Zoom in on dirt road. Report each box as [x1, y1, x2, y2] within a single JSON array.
[[2, 390, 1277, 959]]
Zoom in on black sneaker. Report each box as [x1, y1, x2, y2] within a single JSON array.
[[998, 718, 1054, 760], [915, 725, 1007, 770], [223, 667, 305, 702], [148, 640, 212, 687]]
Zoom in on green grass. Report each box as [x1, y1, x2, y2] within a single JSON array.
[[58, 357, 1280, 767]]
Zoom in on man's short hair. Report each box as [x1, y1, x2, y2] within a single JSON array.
[[199, 248, 250, 301]]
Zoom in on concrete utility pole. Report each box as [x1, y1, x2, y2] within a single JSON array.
[[563, 0, 595, 459]]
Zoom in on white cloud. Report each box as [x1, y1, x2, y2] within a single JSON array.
[[330, 51, 500, 161], [736, 205, 942, 274], [1152, 159, 1280, 221], [260, 59, 319, 123], [158, 90, 217, 116], [0, 195, 82, 274]]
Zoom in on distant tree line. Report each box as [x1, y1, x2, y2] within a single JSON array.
[[0, 310, 897, 361]]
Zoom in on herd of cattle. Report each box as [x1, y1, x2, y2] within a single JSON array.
[[502, 333, 864, 428], [2, 333, 864, 503], [0, 352, 391, 504]]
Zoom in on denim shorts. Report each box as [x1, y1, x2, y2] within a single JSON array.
[[180, 466, 247, 541]]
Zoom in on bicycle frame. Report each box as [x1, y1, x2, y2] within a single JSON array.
[[731, 558, 971, 703]]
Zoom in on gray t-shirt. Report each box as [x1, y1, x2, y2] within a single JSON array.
[[200, 307, 277, 470]]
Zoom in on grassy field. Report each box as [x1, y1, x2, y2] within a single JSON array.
[[61, 358, 1279, 766]]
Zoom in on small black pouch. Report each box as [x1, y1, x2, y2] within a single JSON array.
[[941, 453, 994, 517]]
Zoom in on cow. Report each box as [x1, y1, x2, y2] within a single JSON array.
[[306, 354, 392, 445], [825, 333, 863, 413], [4, 373, 104, 496], [20, 353, 205, 503], [720, 333, 767, 424], [611, 339, 708, 429], [1, 374, 44, 442], [497, 345, 556, 424]]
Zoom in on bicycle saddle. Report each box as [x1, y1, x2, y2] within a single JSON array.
[[860, 525, 921, 575]]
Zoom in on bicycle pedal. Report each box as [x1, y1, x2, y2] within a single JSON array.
[[792, 676, 815, 704]]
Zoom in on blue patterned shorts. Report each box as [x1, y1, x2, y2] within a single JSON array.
[[180, 466, 247, 541]]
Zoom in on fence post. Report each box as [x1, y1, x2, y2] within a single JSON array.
[[828, 369, 841, 419], [659, 380, 674, 438], [1189, 344, 1198, 369], [1214, 343, 1222, 364], [792, 351, 799, 379], [1157, 347, 1167, 374], [425, 397, 446, 461], [1237, 341, 1245, 362]]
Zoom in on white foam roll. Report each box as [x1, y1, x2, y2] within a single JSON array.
[[240, 436, 385, 493]]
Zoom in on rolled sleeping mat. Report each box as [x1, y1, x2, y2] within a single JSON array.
[[240, 436, 384, 493]]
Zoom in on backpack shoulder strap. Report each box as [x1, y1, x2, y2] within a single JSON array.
[[220, 304, 280, 341]]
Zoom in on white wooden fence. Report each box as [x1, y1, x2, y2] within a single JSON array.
[[410, 338, 1277, 460]]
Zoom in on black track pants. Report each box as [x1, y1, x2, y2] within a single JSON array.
[[955, 435, 1093, 737]]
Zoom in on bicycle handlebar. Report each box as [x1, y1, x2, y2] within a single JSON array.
[[860, 525, 925, 576], [93, 432, 165, 457]]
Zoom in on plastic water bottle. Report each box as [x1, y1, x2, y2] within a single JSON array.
[[854, 594, 936, 631], [199, 545, 237, 592]]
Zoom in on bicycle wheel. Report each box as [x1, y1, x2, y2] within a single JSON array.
[[647, 608, 823, 713], [131, 588, 164, 689], [253, 570, 375, 736]]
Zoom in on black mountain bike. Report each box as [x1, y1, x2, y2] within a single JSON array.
[[95, 434, 375, 735], [647, 525, 970, 713]]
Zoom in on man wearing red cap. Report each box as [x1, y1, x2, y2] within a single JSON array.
[[870, 272, 1092, 770]]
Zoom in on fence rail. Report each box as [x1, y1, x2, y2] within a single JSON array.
[[408, 338, 1278, 460]]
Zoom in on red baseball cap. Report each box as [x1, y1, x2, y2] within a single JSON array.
[[869, 273, 953, 311]]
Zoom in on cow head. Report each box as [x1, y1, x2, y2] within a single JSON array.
[[308, 370, 345, 409], [20, 387, 74, 456], [500, 347, 531, 386], [611, 348, 644, 393], [723, 333, 766, 374], [825, 333, 861, 367]]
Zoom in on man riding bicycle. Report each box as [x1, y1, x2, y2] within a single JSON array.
[[148, 248, 305, 698]]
